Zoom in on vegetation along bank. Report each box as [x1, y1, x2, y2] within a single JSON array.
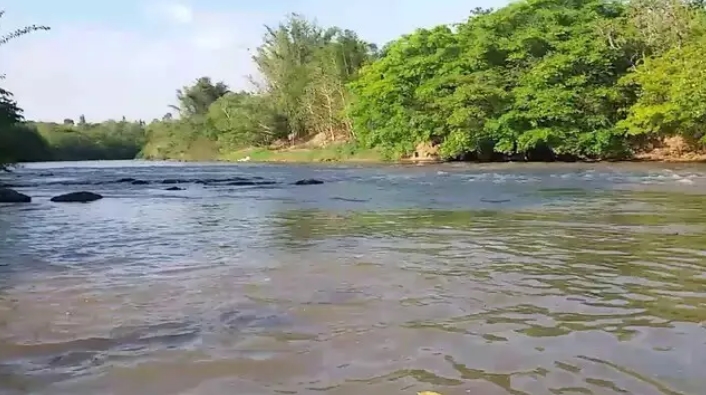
[[2, 0, 706, 169]]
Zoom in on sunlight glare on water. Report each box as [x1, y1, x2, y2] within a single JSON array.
[[1, 161, 706, 395]]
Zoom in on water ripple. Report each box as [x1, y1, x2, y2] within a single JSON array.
[[2, 161, 706, 394]]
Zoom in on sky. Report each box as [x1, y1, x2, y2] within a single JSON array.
[[1, 0, 508, 122]]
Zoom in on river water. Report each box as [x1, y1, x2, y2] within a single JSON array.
[[1, 160, 706, 395]]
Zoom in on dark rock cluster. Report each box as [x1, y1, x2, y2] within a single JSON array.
[[1, 177, 324, 204]]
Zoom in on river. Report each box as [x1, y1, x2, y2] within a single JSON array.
[[1, 160, 705, 395]]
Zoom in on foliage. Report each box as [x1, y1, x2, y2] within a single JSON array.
[[624, 0, 706, 58], [619, 35, 706, 143], [0, 10, 50, 170], [170, 77, 230, 117], [0, 122, 51, 164], [1, 116, 148, 166], [207, 91, 288, 149], [141, 15, 377, 160], [30, 119, 146, 160], [348, 0, 641, 160], [6, 1, 706, 164], [344, 0, 706, 161], [251, 14, 377, 141]]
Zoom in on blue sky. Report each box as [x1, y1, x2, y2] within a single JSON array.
[[1, 0, 509, 121]]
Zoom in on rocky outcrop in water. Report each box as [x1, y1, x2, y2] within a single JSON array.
[[0, 188, 31, 203], [50, 191, 103, 203], [294, 179, 324, 185], [227, 180, 278, 186], [6, 176, 327, 190]]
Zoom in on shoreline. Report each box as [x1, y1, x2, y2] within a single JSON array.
[[206, 137, 706, 165], [203, 146, 706, 165], [7, 145, 706, 168], [9, 155, 706, 168]]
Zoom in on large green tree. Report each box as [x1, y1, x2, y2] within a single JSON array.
[[619, 35, 706, 144], [349, 0, 641, 160], [170, 76, 230, 118]]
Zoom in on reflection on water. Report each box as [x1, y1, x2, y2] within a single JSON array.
[[1, 161, 706, 395]]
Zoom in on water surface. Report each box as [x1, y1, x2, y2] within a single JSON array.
[[1, 160, 706, 395]]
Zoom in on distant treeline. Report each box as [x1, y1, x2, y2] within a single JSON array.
[[1, 118, 146, 163], [3, 0, 706, 168]]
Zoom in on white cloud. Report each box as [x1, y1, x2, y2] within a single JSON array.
[[163, 3, 194, 24], [0, 3, 273, 122], [142, 1, 195, 25]]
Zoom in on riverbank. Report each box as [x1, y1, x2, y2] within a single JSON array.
[[632, 136, 706, 163], [217, 143, 387, 164], [197, 136, 706, 165], [8, 136, 706, 167], [162, 147, 706, 165]]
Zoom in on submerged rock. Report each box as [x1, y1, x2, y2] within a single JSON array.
[[0, 188, 31, 203], [50, 191, 103, 203], [165, 186, 184, 191], [227, 180, 278, 186], [480, 198, 511, 204], [294, 179, 324, 185]]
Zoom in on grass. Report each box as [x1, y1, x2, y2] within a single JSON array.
[[219, 142, 384, 163]]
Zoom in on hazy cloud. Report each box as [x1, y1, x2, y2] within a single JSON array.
[[0, 3, 270, 121], [163, 3, 194, 24]]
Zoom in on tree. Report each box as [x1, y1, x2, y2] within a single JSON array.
[[251, 14, 376, 141], [207, 91, 288, 149], [625, 0, 705, 58], [0, 10, 50, 170], [349, 0, 637, 160], [170, 77, 230, 117], [0, 88, 29, 168], [618, 35, 706, 144]]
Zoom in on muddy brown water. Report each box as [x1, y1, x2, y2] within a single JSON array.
[[1, 160, 706, 395]]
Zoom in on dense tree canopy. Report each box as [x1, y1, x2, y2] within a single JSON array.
[[4, 1, 706, 164], [349, 0, 706, 160]]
